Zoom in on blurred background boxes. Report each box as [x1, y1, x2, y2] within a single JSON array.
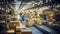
[[0, 15, 6, 21]]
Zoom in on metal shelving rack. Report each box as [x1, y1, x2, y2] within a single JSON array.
[[0, 2, 11, 34]]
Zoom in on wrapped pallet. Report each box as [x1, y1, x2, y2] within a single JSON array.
[[26, 19, 34, 27]]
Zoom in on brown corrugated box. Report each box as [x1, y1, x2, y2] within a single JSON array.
[[16, 32, 21, 34], [21, 29, 32, 34], [10, 21, 21, 26], [26, 19, 34, 27], [46, 11, 54, 25], [9, 21, 21, 29], [6, 29, 15, 34], [9, 22, 16, 29], [16, 26, 26, 32], [34, 19, 42, 25]]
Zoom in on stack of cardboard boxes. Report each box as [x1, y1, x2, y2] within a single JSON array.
[[20, 10, 43, 26], [7, 10, 32, 34]]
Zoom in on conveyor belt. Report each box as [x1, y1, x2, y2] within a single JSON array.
[[34, 24, 59, 34], [26, 27, 43, 34], [21, 17, 59, 34], [21, 18, 44, 34], [44, 24, 60, 32]]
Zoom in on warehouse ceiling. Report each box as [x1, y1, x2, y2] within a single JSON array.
[[0, 0, 60, 10], [10, 0, 53, 10]]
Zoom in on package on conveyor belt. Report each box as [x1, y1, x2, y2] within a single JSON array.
[[34, 19, 42, 25], [46, 17, 54, 25], [24, 13, 29, 18], [24, 10, 31, 18], [21, 29, 32, 34], [38, 8, 44, 14], [31, 11, 41, 18], [21, 10, 26, 15], [33, 14, 41, 19], [46, 10, 54, 25], [26, 19, 35, 27]]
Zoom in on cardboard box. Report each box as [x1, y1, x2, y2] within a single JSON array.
[[10, 21, 21, 26], [11, 18, 16, 21], [46, 16, 54, 25], [11, 18, 21, 21], [6, 29, 15, 34], [34, 19, 42, 25], [21, 29, 32, 34], [9, 22, 16, 29], [16, 32, 21, 34], [26, 19, 34, 26], [9, 21, 20, 29], [16, 26, 26, 32]]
